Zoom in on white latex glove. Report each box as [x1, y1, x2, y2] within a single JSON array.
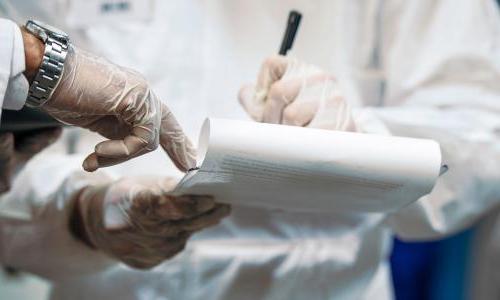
[[0, 128, 61, 194], [74, 177, 231, 269], [42, 46, 196, 172], [239, 55, 356, 131]]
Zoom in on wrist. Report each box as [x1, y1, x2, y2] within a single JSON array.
[[20, 26, 45, 84], [69, 188, 98, 250]]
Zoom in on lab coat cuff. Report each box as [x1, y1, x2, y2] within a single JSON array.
[[0, 19, 28, 110], [3, 22, 28, 110]]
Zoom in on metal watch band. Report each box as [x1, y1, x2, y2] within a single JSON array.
[[26, 35, 68, 107]]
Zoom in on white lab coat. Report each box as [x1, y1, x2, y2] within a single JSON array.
[[1, 1, 500, 299], [0, 18, 28, 113]]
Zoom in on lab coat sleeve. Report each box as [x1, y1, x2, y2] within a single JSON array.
[[0, 152, 117, 281], [364, 0, 500, 240], [364, 104, 500, 240], [0, 18, 29, 113]]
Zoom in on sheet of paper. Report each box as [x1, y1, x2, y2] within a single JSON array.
[[175, 118, 442, 213]]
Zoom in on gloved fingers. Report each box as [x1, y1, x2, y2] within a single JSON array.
[[124, 231, 189, 252], [138, 203, 228, 237], [82, 126, 158, 172], [14, 127, 62, 159], [153, 233, 190, 259], [262, 72, 335, 124], [104, 229, 190, 268], [44, 45, 196, 172], [104, 178, 215, 232], [281, 74, 337, 127], [262, 77, 303, 124], [120, 236, 188, 269], [95, 177, 186, 231], [81, 115, 132, 140], [239, 57, 326, 124], [82, 146, 149, 172], [308, 85, 356, 131], [181, 204, 231, 232], [238, 84, 266, 122], [128, 194, 216, 233], [0, 133, 15, 193], [96, 126, 157, 158], [254, 55, 290, 100], [153, 195, 216, 221], [238, 55, 289, 122], [282, 99, 319, 127], [159, 104, 197, 172], [136, 196, 217, 237], [82, 153, 124, 172], [162, 238, 188, 259]]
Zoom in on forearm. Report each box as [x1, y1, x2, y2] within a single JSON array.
[[0, 153, 116, 280]]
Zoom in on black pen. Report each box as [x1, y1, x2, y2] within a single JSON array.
[[279, 10, 302, 55]]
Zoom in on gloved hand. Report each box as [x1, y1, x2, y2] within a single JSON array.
[[239, 55, 356, 131], [43, 46, 196, 172], [74, 177, 231, 269], [0, 128, 62, 193]]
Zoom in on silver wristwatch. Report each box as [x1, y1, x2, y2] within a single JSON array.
[[25, 20, 70, 108]]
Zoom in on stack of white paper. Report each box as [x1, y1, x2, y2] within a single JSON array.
[[174, 118, 442, 213]]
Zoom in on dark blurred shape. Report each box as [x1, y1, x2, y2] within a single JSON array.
[[2, 266, 21, 277], [0, 107, 62, 133]]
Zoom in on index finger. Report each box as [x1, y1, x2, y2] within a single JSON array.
[[82, 125, 158, 172], [158, 104, 197, 172], [254, 55, 290, 100]]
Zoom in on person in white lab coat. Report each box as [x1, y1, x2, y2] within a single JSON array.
[[0, 15, 229, 278], [0, 16, 197, 192], [0, 18, 61, 192], [1, 0, 500, 299]]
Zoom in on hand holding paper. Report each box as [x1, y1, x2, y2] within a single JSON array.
[[76, 177, 230, 269]]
